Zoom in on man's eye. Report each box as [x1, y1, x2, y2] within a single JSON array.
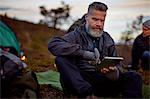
[[92, 18, 98, 21], [143, 28, 148, 31]]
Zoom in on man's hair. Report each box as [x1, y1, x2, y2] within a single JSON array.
[[88, 2, 108, 13]]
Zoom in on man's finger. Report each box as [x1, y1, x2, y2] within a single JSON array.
[[100, 69, 107, 73], [103, 68, 109, 71], [100, 68, 109, 73], [108, 66, 117, 71]]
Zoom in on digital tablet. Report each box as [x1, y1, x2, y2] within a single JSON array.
[[95, 56, 124, 69]]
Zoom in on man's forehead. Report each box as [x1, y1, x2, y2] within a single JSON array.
[[88, 9, 106, 17], [88, 9, 106, 14]]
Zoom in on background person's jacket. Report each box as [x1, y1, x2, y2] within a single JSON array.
[[131, 33, 150, 70]]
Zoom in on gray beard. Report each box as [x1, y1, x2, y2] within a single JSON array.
[[86, 23, 103, 38]]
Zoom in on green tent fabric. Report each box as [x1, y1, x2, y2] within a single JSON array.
[[0, 20, 20, 54], [36, 70, 62, 91]]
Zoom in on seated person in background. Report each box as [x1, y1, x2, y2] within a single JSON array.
[[48, 2, 142, 98], [131, 19, 150, 71]]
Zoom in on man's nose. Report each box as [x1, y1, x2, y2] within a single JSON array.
[[96, 21, 103, 27]]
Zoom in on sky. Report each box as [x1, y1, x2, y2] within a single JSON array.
[[0, 0, 150, 43]]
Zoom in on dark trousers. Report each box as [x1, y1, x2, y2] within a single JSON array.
[[55, 56, 142, 98], [141, 51, 150, 70]]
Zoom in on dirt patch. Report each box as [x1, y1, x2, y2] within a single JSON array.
[[39, 85, 65, 98]]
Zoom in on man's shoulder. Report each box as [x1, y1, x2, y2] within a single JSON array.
[[136, 33, 143, 38], [65, 25, 83, 37], [103, 31, 110, 36], [102, 31, 114, 41], [134, 33, 143, 41], [72, 24, 86, 35], [102, 31, 111, 36]]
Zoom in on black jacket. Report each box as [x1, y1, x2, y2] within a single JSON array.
[[131, 33, 150, 70], [48, 24, 119, 71]]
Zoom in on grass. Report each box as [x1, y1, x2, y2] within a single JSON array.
[[143, 84, 150, 98]]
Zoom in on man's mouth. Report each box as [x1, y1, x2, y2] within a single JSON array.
[[93, 28, 102, 32]]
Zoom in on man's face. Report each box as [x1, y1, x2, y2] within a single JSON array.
[[143, 25, 150, 37], [85, 9, 106, 36]]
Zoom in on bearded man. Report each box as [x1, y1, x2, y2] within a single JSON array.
[[48, 2, 142, 98]]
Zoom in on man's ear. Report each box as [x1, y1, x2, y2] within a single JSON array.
[[85, 13, 88, 20]]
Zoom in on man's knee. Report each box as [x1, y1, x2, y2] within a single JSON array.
[[141, 51, 150, 70], [121, 72, 143, 98], [124, 71, 142, 84], [55, 56, 74, 64], [142, 51, 150, 59], [128, 72, 142, 79], [55, 56, 76, 67], [55, 56, 64, 65], [55, 56, 68, 71]]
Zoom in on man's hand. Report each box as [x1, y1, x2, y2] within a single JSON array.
[[99, 66, 119, 80], [100, 66, 117, 74]]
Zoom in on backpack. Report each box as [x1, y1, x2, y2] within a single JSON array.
[[0, 49, 40, 98], [0, 48, 25, 79]]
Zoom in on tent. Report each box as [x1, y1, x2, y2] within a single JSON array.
[[0, 20, 20, 55]]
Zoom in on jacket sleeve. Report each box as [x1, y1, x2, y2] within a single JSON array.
[[131, 38, 140, 69], [109, 43, 123, 72], [104, 33, 118, 57], [104, 34, 122, 69], [108, 44, 118, 57], [48, 32, 84, 57]]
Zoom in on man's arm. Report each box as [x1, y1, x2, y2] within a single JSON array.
[[103, 32, 118, 57], [131, 39, 140, 70], [48, 32, 84, 57], [48, 32, 97, 61], [108, 45, 118, 57], [99, 35, 121, 80]]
